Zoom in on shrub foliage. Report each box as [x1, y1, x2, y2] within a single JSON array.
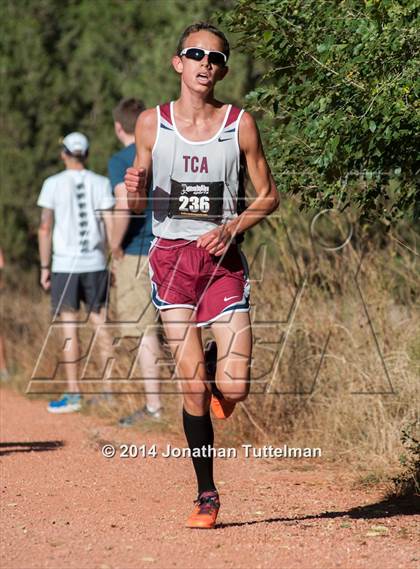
[[224, 0, 419, 222]]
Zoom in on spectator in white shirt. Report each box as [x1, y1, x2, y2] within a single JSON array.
[[37, 132, 114, 413]]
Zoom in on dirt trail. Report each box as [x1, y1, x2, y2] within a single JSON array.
[[0, 388, 418, 569]]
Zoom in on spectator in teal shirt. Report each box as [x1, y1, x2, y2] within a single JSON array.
[[108, 137, 154, 256], [108, 98, 163, 425]]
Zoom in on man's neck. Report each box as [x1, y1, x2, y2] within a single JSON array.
[[65, 162, 84, 171], [175, 89, 223, 123], [121, 133, 135, 147]]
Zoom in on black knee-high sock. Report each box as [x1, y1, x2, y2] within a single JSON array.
[[205, 340, 224, 399], [182, 408, 216, 494]]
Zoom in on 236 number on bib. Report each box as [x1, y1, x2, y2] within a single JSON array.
[[179, 195, 210, 214]]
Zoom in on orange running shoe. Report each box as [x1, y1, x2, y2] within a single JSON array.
[[186, 490, 220, 529], [210, 394, 236, 420]]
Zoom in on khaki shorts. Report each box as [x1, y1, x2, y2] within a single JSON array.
[[111, 254, 158, 337]]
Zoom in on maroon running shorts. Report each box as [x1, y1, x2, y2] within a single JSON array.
[[149, 238, 250, 326]]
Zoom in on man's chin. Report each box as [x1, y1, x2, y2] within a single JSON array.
[[196, 77, 212, 88], [182, 77, 214, 92]]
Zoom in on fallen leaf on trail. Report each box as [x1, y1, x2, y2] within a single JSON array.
[[365, 526, 389, 537], [370, 525, 389, 533]]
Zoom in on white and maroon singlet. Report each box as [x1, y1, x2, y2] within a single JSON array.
[[151, 102, 245, 241]]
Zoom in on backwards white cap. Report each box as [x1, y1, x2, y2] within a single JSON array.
[[62, 132, 89, 155]]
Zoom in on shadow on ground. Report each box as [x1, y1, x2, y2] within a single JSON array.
[[218, 495, 420, 529], [0, 440, 64, 456]]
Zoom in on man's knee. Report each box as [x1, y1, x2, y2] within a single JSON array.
[[218, 383, 249, 403], [175, 358, 207, 382], [183, 387, 211, 414], [215, 362, 250, 402]]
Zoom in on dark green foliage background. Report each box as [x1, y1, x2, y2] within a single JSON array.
[[0, 0, 250, 265], [1, 0, 418, 266]]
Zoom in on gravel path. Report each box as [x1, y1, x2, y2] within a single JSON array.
[[1, 389, 419, 569]]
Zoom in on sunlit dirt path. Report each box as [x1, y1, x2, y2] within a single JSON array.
[[1, 389, 419, 569]]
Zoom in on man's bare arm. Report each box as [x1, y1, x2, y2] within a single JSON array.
[[233, 111, 279, 231], [197, 112, 279, 255], [101, 207, 113, 250], [125, 108, 157, 213], [38, 208, 54, 290], [110, 183, 129, 258]]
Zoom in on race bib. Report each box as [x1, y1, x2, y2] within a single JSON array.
[[168, 179, 224, 221]]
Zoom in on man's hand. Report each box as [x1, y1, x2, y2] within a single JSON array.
[[124, 167, 147, 194], [40, 268, 51, 291], [111, 245, 124, 260], [196, 224, 235, 257], [110, 261, 117, 287], [125, 167, 148, 213]]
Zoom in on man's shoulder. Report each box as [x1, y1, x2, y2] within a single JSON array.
[[38, 170, 67, 206], [84, 169, 110, 186], [131, 107, 159, 150], [42, 169, 67, 186], [142, 106, 159, 118], [137, 107, 158, 129], [109, 144, 136, 167], [237, 110, 254, 127]]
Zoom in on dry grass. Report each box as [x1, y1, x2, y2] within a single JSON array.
[[2, 210, 419, 485], [225, 210, 419, 483]]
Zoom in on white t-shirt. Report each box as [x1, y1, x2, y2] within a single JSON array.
[[37, 169, 115, 273]]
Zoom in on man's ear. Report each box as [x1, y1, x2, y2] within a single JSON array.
[[172, 54, 183, 75]]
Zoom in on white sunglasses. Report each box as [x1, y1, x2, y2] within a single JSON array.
[[179, 47, 227, 66]]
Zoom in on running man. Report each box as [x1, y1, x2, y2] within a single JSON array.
[[125, 22, 279, 528]]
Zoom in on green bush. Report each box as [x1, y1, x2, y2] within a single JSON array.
[[391, 421, 420, 497], [223, 0, 419, 222]]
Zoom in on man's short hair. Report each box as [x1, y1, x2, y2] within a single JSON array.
[[112, 98, 145, 134], [62, 147, 88, 164], [176, 22, 230, 62]]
